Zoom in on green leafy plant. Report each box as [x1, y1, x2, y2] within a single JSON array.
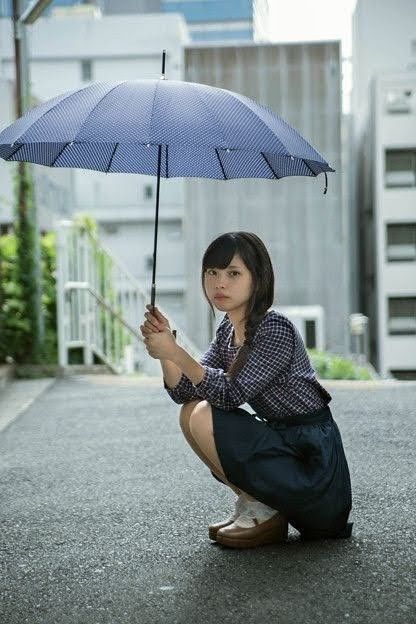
[[12, 164, 44, 363], [308, 349, 374, 380], [0, 229, 57, 364]]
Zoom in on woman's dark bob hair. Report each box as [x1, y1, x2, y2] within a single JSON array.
[[201, 232, 275, 380]]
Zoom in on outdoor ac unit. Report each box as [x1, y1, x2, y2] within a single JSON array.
[[385, 90, 413, 114], [274, 305, 325, 351]]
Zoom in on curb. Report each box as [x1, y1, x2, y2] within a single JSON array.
[[0, 363, 16, 392]]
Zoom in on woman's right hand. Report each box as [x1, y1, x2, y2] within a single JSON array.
[[139, 304, 171, 337]]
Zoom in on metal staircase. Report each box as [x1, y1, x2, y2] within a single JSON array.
[[55, 219, 201, 375]]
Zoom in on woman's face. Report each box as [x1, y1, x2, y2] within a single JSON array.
[[204, 253, 254, 313]]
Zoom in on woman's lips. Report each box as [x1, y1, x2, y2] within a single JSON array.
[[214, 295, 228, 299]]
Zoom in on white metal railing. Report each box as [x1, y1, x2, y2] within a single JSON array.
[[55, 219, 201, 374]]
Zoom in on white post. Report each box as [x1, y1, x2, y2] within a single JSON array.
[[82, 228, 93, 365], [55, 220, 68, 368]]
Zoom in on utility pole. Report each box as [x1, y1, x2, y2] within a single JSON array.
[[11, 0, 54, 362]]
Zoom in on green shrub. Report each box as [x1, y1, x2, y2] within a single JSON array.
[[1, 216, 131, 368], [308, 349, 374, 380], [0, 231, 57, 364]]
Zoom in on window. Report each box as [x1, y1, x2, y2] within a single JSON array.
[[385, 150, 416, 188], [390, 369, 416, 381], [102, 223, 118, 235], [385, 89, 413, 114], [304, 319, 317, 349], [144, 184, 153, 200], [81, 59, 92, 82], [0, 223, 11, 235], [388, 297, 416, 335], [144, 254, 153, 271], [386, 223, 416, 261]]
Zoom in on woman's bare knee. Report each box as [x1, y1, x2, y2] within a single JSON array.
[[179, 399, 202, 433]]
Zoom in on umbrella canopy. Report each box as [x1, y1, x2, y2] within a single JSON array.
[[0, 59, 335, 310], [0, 78, 334, 182]]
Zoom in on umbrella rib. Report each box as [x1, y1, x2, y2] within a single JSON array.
[[148, 80, 160, 144], [191, 84, 228, 148], [51, 142, 72, 167], [261, 152, 280, 179], [73, 82, 127, 142], [228, 91, 288, 156], [302, 159, 318, 177], [5, 144, 23, 160], [8, 83, 106, 145], [215, 148, 227, 180], [302, 159, 329, 193], [106, 143, 119, 173]]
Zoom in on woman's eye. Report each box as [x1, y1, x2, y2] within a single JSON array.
[[206, 269, 239, 276]]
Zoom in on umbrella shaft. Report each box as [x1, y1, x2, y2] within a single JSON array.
[[150, 144, 163, 308]]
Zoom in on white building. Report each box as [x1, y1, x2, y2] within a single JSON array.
[[371, 73, 416, 379], [0, 78, 72, 232], [352, 0, 416, 378]]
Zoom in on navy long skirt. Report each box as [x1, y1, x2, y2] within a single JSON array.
[[211, 404, 353, 540]]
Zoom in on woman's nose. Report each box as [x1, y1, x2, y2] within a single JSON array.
[[215, 279, 227, 288]]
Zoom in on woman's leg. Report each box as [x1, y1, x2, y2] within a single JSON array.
[[179, 400, 242, 497], [185, 400, 256, 502]]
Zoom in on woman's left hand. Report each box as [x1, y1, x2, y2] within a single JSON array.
[[142, 326, 178, 360]]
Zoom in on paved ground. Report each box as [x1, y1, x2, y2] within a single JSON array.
[[0, 375, 415, 624]]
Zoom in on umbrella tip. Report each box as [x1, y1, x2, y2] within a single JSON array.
[[323, 171, 328, 194], [161, 49, 166, 79]]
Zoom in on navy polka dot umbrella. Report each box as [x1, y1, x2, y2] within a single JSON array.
[[0, 50, 335, 313]]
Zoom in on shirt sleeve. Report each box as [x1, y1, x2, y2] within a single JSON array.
[[192, 316, 295, 410], [163, 318, 226, 404]]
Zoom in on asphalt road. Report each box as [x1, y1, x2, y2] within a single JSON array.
[[0, 375, 415, 624]]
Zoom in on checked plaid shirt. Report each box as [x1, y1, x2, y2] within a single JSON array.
[[163, 309, 332, 421]]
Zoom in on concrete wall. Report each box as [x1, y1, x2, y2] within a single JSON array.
[[184, 41, 350, 354]]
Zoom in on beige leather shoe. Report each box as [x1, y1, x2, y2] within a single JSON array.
[[208, 495, 247, 541], [215, 512, 288, 549]]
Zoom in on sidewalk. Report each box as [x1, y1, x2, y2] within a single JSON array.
[[0, 377, 56, 433], [0, 374, 415, 624]]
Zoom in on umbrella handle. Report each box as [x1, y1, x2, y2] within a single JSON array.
[[147, 295, 177, 340]]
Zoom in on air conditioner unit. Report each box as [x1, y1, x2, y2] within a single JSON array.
[[385, 90, 413, 114], [274, 305, 325, 350]]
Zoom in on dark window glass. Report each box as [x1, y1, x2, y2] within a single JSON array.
[[386, 223, 416, 261], [385, 149, 416, 188], [390, 370, 416, 381], [305, 319, 316, 349], [144, 185, 153, 200], [388, 297, 416, 335], [81, 59, 92, 82]]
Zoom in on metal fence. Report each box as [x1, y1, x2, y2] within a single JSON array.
[[55, 219, 201, 374]]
